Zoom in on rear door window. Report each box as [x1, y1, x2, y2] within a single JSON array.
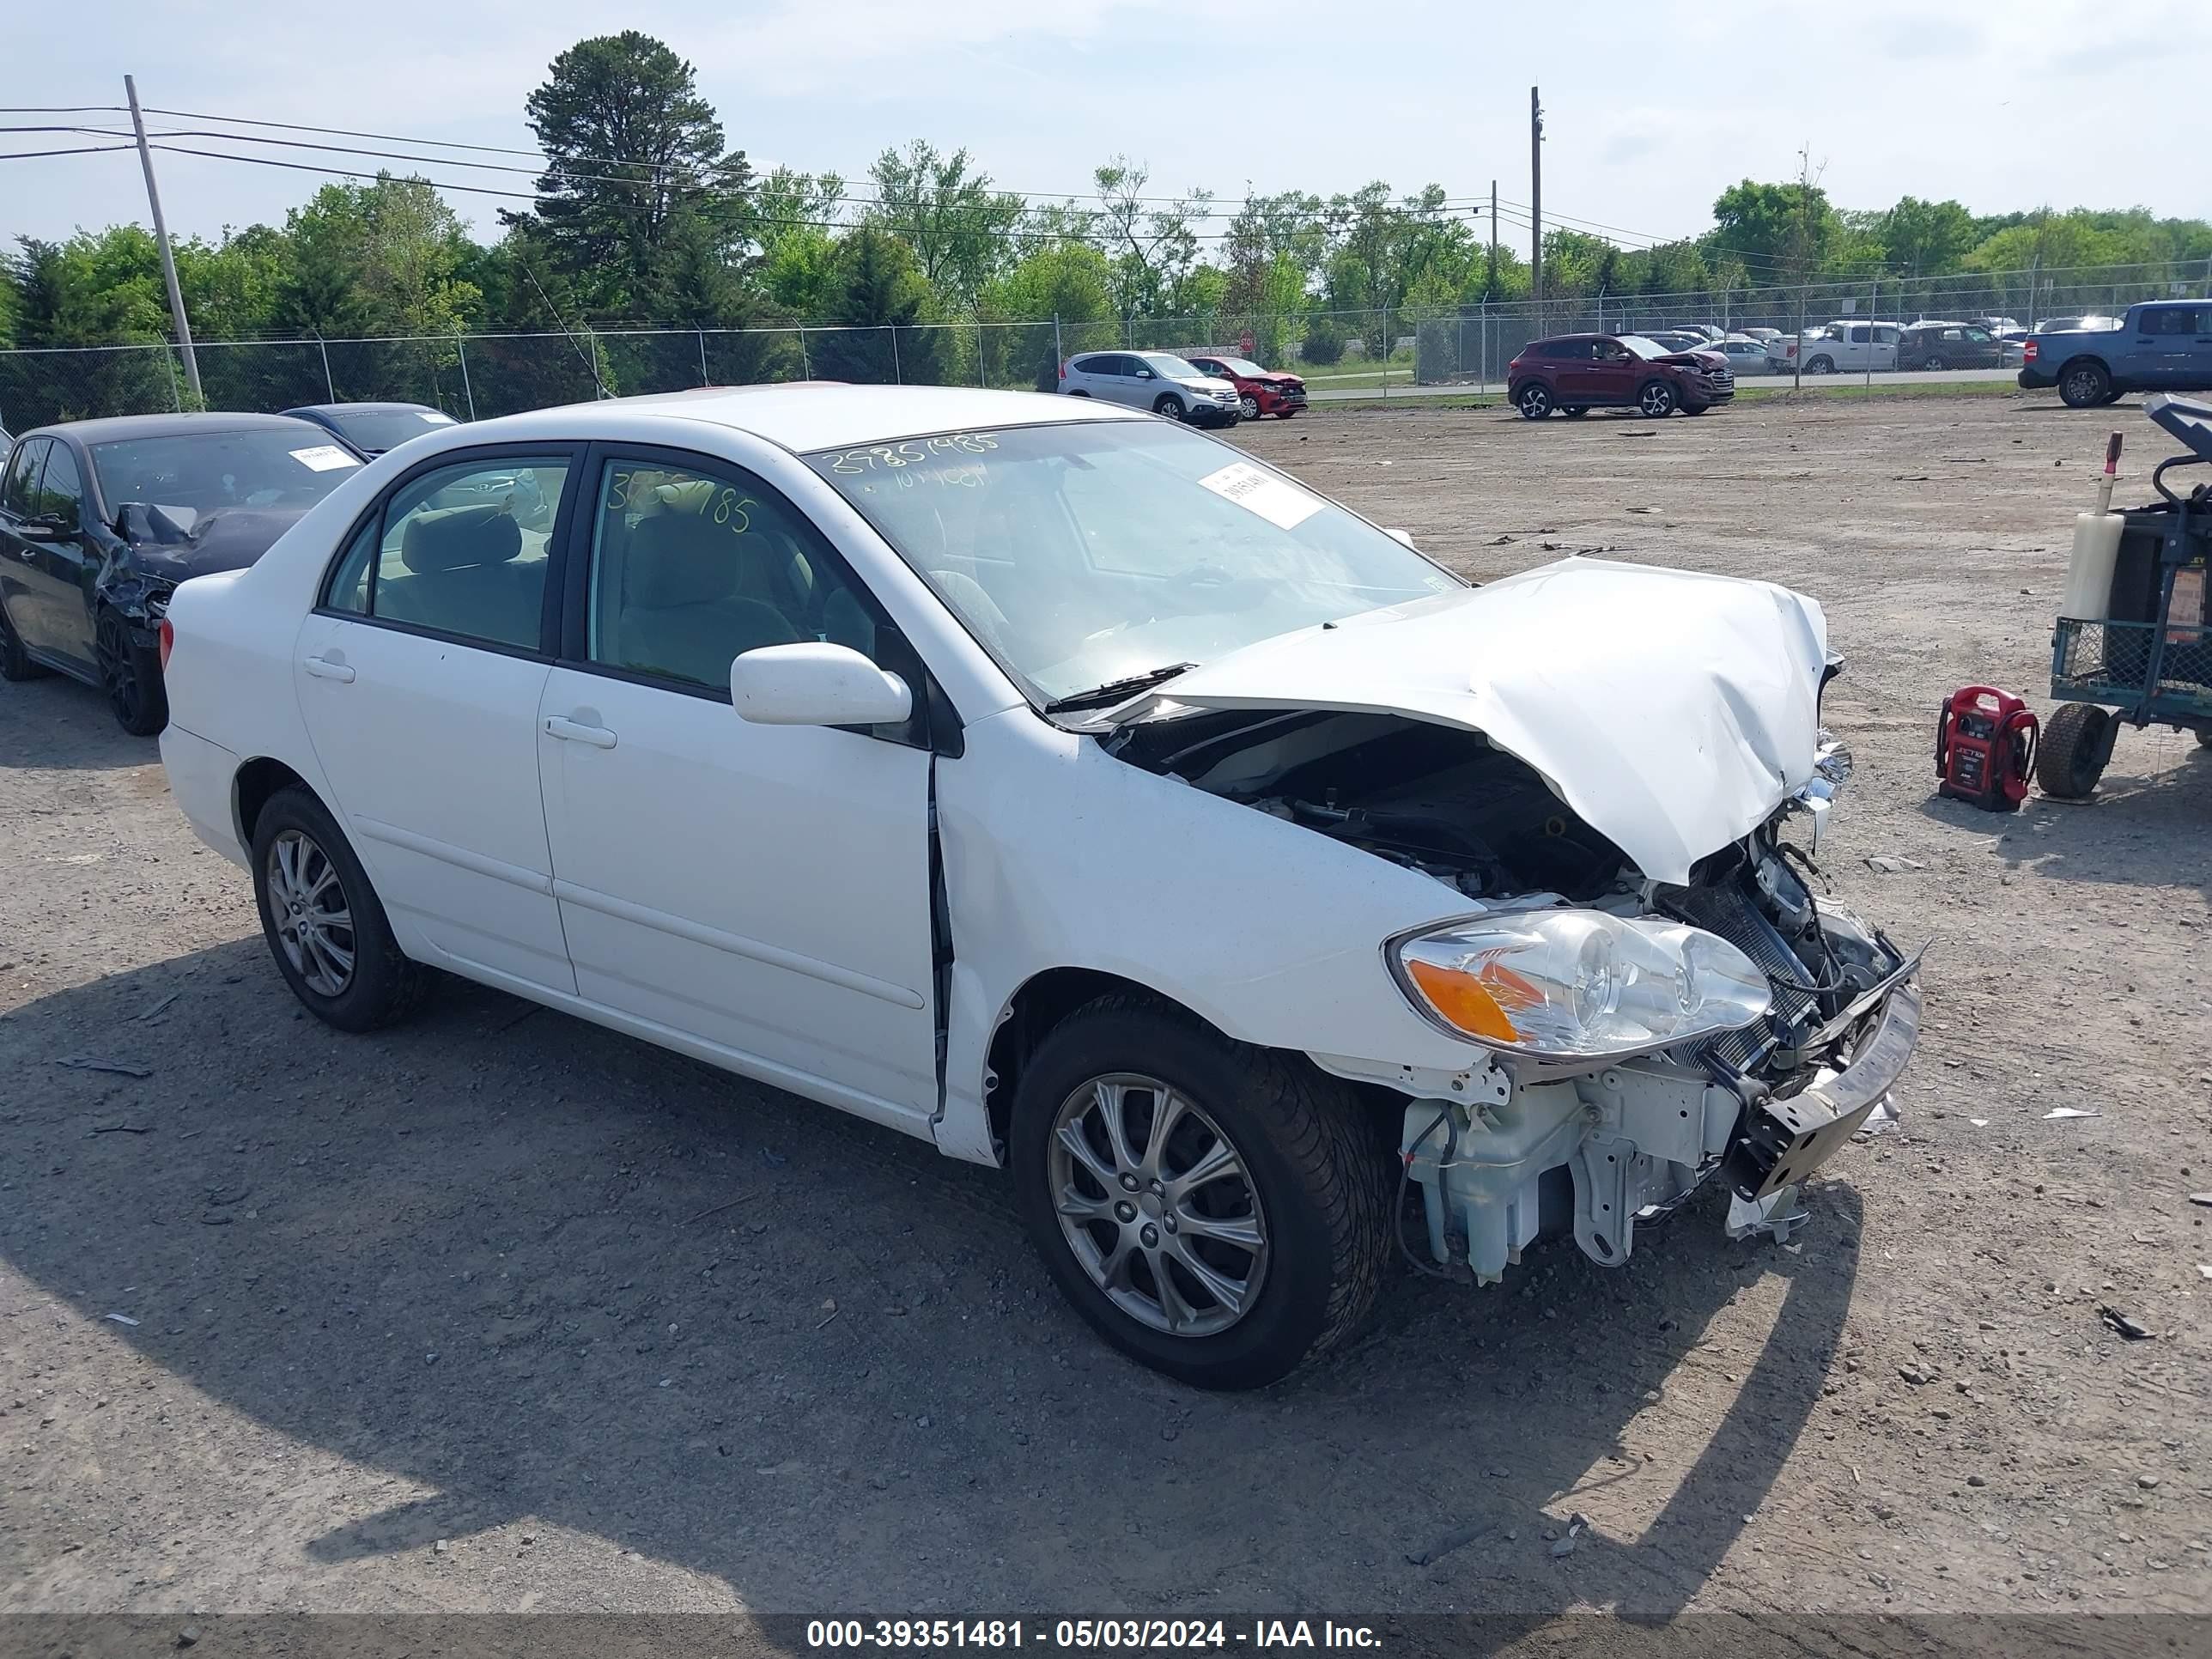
[[32, 444, 83, 532], [1, 437, 47, 518]]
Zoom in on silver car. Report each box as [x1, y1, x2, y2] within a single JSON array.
[[1058, 351, 1242, 426]]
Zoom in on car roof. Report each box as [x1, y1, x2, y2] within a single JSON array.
[[282, 401, 441, 417], [459, 384, 1148, 453], [25, 411, 332, 446]]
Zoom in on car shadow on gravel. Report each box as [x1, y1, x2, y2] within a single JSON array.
[[0, 675, 155, 770], [1917, 743, 2212, 900], [1, 939, 1859, 1625]]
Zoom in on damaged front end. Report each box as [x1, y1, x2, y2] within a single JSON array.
[[1115, 702, 1920, 1285]]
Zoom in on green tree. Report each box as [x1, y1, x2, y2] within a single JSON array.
[[865, 140, 1020, 307], [1092, 157, 1210, 329], [1711, 177, 1838, 273], [809, 225, 940, 384], [1880, 197, 1976, 277], [518, 31, 752, 312]]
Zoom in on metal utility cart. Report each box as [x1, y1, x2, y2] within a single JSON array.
[[2039, 393, 2212, 799]]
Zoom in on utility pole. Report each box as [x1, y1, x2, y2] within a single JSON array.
[[125, 75, 201, 406], [1488, 179, 1498, 296], [1529, 88, 1544, 309]]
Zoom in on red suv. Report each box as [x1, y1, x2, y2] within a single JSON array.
[[1182, 354, 1309, 420], [1506, 333, 1734, 420]]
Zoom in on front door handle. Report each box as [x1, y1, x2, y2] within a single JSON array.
[[301, 654, 356, 683], [544, 714, 617, 750]]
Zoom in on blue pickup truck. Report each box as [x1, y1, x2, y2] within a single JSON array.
[[2021, 300, 2212, 407]]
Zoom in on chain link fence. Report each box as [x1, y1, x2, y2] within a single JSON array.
[[3, 261, 2206, 428]]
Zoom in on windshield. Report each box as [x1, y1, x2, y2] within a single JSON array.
[[1139, 353, 1206, 379], [1618, 336, 1669, 360], [318, 406, 457, 453], [1213, 357, 1266, 376], [89, 428, 362, 517], [807, 422, 1461, 705]]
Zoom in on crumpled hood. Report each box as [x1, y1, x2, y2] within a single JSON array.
[[120, 505, 311, 579], [1124, 558, 1830, 885]]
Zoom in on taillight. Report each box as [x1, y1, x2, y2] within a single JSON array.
[[2022, 340, 2038, 363], [1058, 360, 1067, 380], [158, 617, 174, 672]]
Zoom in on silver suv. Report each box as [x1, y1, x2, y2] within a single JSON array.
[[1058, 351, 1242, 426]]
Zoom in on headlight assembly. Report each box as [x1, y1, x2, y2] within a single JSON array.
[[1389, 910, 1771, 1060]]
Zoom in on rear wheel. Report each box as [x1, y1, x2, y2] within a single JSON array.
[[2058, 360, 2112, 409], [95, 607, 166, 735], [1806, 355, 1836, 374], [1011, 997, 1389, 1389], [1152, 393, 1186, 421], [1638, 380, 1678, 418], [1516, 382, 1553, 420], [2035, 702, 2117, 799], [1922, 355, 1947, 371], [0, 603, 51, 682], [249, 786, 428, 1031]]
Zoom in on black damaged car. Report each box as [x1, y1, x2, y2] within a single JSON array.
[[0, 413, 365, 733]]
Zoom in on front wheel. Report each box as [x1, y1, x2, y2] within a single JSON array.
[[1011, 997, 1389, 1389], [1277, 407, 1298, 419], [1516, 383, 1553, 419], [250, 786, 428, 1031], [2058, 361, 2112, 409], [1152, 393, 1186, 421], [1239, 393, 1261, 421], [95, 607, 167, 736], [1638, 380, 1678, 417], [2035, 702, 2117, 799]]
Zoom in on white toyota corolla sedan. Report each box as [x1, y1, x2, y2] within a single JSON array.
[[157, 384, 1920, 1389]]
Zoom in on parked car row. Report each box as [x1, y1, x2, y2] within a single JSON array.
[[1055, 350, 1307, 424]]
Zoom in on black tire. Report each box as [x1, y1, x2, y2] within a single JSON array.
[[2197, 727, 2212, 748], [1277, 407, 1298, 419], [1239, 393, 1261, 421], [1637, 379, 1677, 417], [1806, 355, 1836, 374], [1515, 382, 1553, 419], [1152, 393, 1186, 421], [0, 602, 52, 682], [2057, 360, 2112, 409], [2035, 702, 2115, 799], [94, 606, 167, 736], [1682, 401, 1711, 414], [249, 786, 428, 1032], [1010, 995, 1389, 1390], [1067, 390, 1091, 398], [1563, 405, 1589, 418], [1922, 356, 1946, 371]]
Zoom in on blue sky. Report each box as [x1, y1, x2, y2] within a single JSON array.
[[9, 0, 2207, 249]]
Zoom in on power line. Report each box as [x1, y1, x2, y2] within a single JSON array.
[[0, 143, 133, 161]]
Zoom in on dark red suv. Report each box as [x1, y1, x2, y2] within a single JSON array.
[[1506, 333, 1734, 420], [1182, 355, 1309, 420]]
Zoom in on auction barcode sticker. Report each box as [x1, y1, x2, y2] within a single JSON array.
[[289, 445, 362, 471], [1197, 460, 1322, 530]]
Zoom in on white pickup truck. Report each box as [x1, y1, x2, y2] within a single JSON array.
[[1765, 321, 1901, 375]]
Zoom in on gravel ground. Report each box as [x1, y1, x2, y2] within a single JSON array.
[[2, 392, 2207, 1632]]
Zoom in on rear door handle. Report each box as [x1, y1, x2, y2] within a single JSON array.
[[544, 715, 617, 749], [301, 654, 356, 683]]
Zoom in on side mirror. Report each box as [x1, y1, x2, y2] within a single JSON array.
[[1136, 368, 1156, 380], [731, 641, 911, 727]]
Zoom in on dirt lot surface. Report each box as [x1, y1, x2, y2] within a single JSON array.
[[3, 393, 2207, 1635]]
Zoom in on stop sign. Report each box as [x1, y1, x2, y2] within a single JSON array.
[[1239, 330, 1256, 356]]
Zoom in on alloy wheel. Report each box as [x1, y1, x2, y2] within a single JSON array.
[[94, 612, 142, 728], [1047, 1073, 1269, 1339], [1240, 394, 1261, 421], [1640, 383, 1675, 416], [1519, 386, 1552, 418], [266, 829, 356, 997]]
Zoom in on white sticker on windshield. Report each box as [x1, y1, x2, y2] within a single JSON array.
[[1197, 460, 1322, 531], [289, 445, 362, 472], [418, 410, 457, 424]]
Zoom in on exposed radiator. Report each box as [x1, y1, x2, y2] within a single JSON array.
[[1670, 878, 1817, 1071]]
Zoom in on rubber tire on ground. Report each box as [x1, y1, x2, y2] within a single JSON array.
[[2057, 360, 2112, 409], [2035, 702, 2115, 799], [1009, 994, 1390, 1390], [96, 607, 167, 736], [1923, 356, 1947, 371], [249, 785, 429, 1033], [1638, 380, 1677, 417], [1806, 355, 1836, 374], [2197, 727, 2212, 748], [1563, 406, 1589, 418], [1516, 383, 1553, 419], [1682, 401, 1711, 414], [1152, 393, 1185, 421], [1239, 394, 1261, 421], [0, 603, 52, 682], [1277, 407, 1297, 419]]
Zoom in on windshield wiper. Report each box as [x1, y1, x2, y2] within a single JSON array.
[[1042, 661, 1198, 715]]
